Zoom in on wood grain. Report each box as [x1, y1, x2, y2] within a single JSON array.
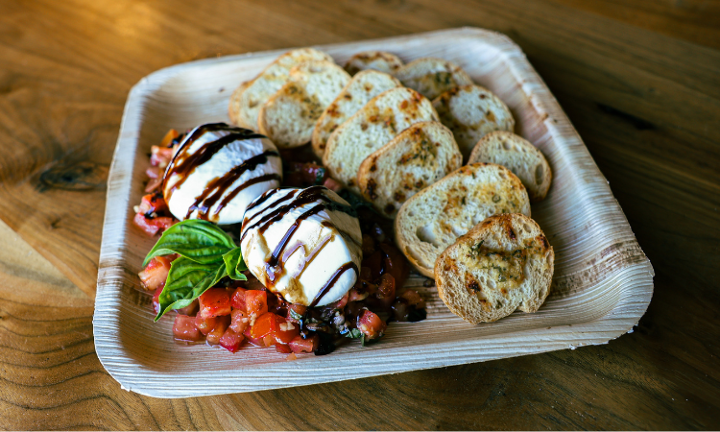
[[0, 0, 719, 429]]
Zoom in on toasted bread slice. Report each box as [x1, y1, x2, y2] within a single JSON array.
[[235, 48, 334, 131], [468, 131, 552, 202], [228, 81, 251, 127], [394, 163, 530, 277], [433, 84, 515, 160], [357, 121, 462, 218], [258, 60, 350, 148], [311, 70, 402, 159], [435, 213, 554, 324], [344, 51, 405, 75], [393, 57, 474, 100], [322, 87, 438, 194]]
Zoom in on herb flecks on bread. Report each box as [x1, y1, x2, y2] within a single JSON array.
[[312, 70, 401, 159], [259, 60, 350, 148], [435, 213, 554, 324], [323, 87, 438, 194], [394, 57, 474, 100], [394, 163, 531, 278], [433, 84, 515, 160], [358, 121, 462, 219], [468, 131, 552, 202], [344, 51, 404, 75]]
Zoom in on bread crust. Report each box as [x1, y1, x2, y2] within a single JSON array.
[[433, 85, 515, 160], [322, 87, 438, 194], [236, 48, 334, 131], [468, 131, 552, 202], [344, 50, 404, 75], [434, 213, 554, 324], [357, 121, 462, 219], [311, 70, 401, 159], [258, 60, 350, 148], [394, 163, 531, 277], [228, 81, 251, 127], [394, 57, 474, 100]]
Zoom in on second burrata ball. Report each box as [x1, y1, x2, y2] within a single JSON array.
[[162, 123, 282, 224], [240, 186, 363, 307]]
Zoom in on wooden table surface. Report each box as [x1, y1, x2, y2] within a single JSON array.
[[1, 0, 718, 429]]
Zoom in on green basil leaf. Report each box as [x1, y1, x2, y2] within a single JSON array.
[[154, 256, 227, 321], [222, 247, 248, 281], [345, 328, 363, 339], [143, 219, 236, 266]]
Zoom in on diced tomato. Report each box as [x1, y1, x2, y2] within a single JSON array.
[[322, 177, 343, 192], [286, 303, 307, 323], [284, 162, 328, 187], [243, 326, 266, 346], [173, 315, 203, 342], [138, 193, 169, 215], [357, 309, 386, 340], [146, 166, 162, 179], [134, 212, 176, 236], [335, 292, 349, 309], [286, 352, 298, 360], [145, 177, 163, 193], [273, 317, 300, 345], [289, 335, 318, 353], [229, 309, 250, 334], [245, 290, 268, 317], [380, 243, 409, 288], [219, 328, 245, 353], [275, 343, 292, 354], [230, 287, 247, 311], [150, 145, 174, 167], [376, 273, 396, 307], [160, 129, 180, 148], [250, 312, 276, 340], [152, 286, 163, 314], [195, 314, 218, 335], [206, 315, 230, 345], [138, 255, 172, 291], [176, 299, 199, 316], [400, 289, 426, 308], [199, 288, 232, 319], [349, 287, 370, 302]]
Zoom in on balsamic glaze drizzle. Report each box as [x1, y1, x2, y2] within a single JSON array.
[[241, 186, 359, 305], [161, 122, 278, 222]]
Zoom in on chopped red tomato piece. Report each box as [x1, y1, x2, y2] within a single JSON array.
[[176, 299, 199, 316], [376, 273, 396, 307], [138, 255, 172, 291], [206, 315, 230, 345], [134, 213, 176, 236], [380, 243, 408, 287], [219, 328, 245, 353], [357, 309, 386, 340], [146, 166, 162, 179], [250, 312, 276, 340], [286, 304, 307, 323], [322, 177, 343, 192], [275, 343, 292, 354], [335, 292, 349, 309], [145, 177, 163, 193], [173, 315, 202, 342], [230, 287, 247, 312], [400, 289, 426, 308], [229, 309, 250, 334], [243, 326, 266, 347], [273, 317, 300, 345], [137, 193, 169, 215], [199, 288, 232, 319], [150, 145, 174, 167], [152, 286, 163, 315], [245, 290, 268, 317], [160, 129, 180, 147], [289, 335, 318, 353], [195, 315, 218, 335]]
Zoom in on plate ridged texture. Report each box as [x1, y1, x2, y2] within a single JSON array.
[[95, 28, 654, 398]]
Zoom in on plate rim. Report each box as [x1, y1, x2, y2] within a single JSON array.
[[94, 27, 654, 398]]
